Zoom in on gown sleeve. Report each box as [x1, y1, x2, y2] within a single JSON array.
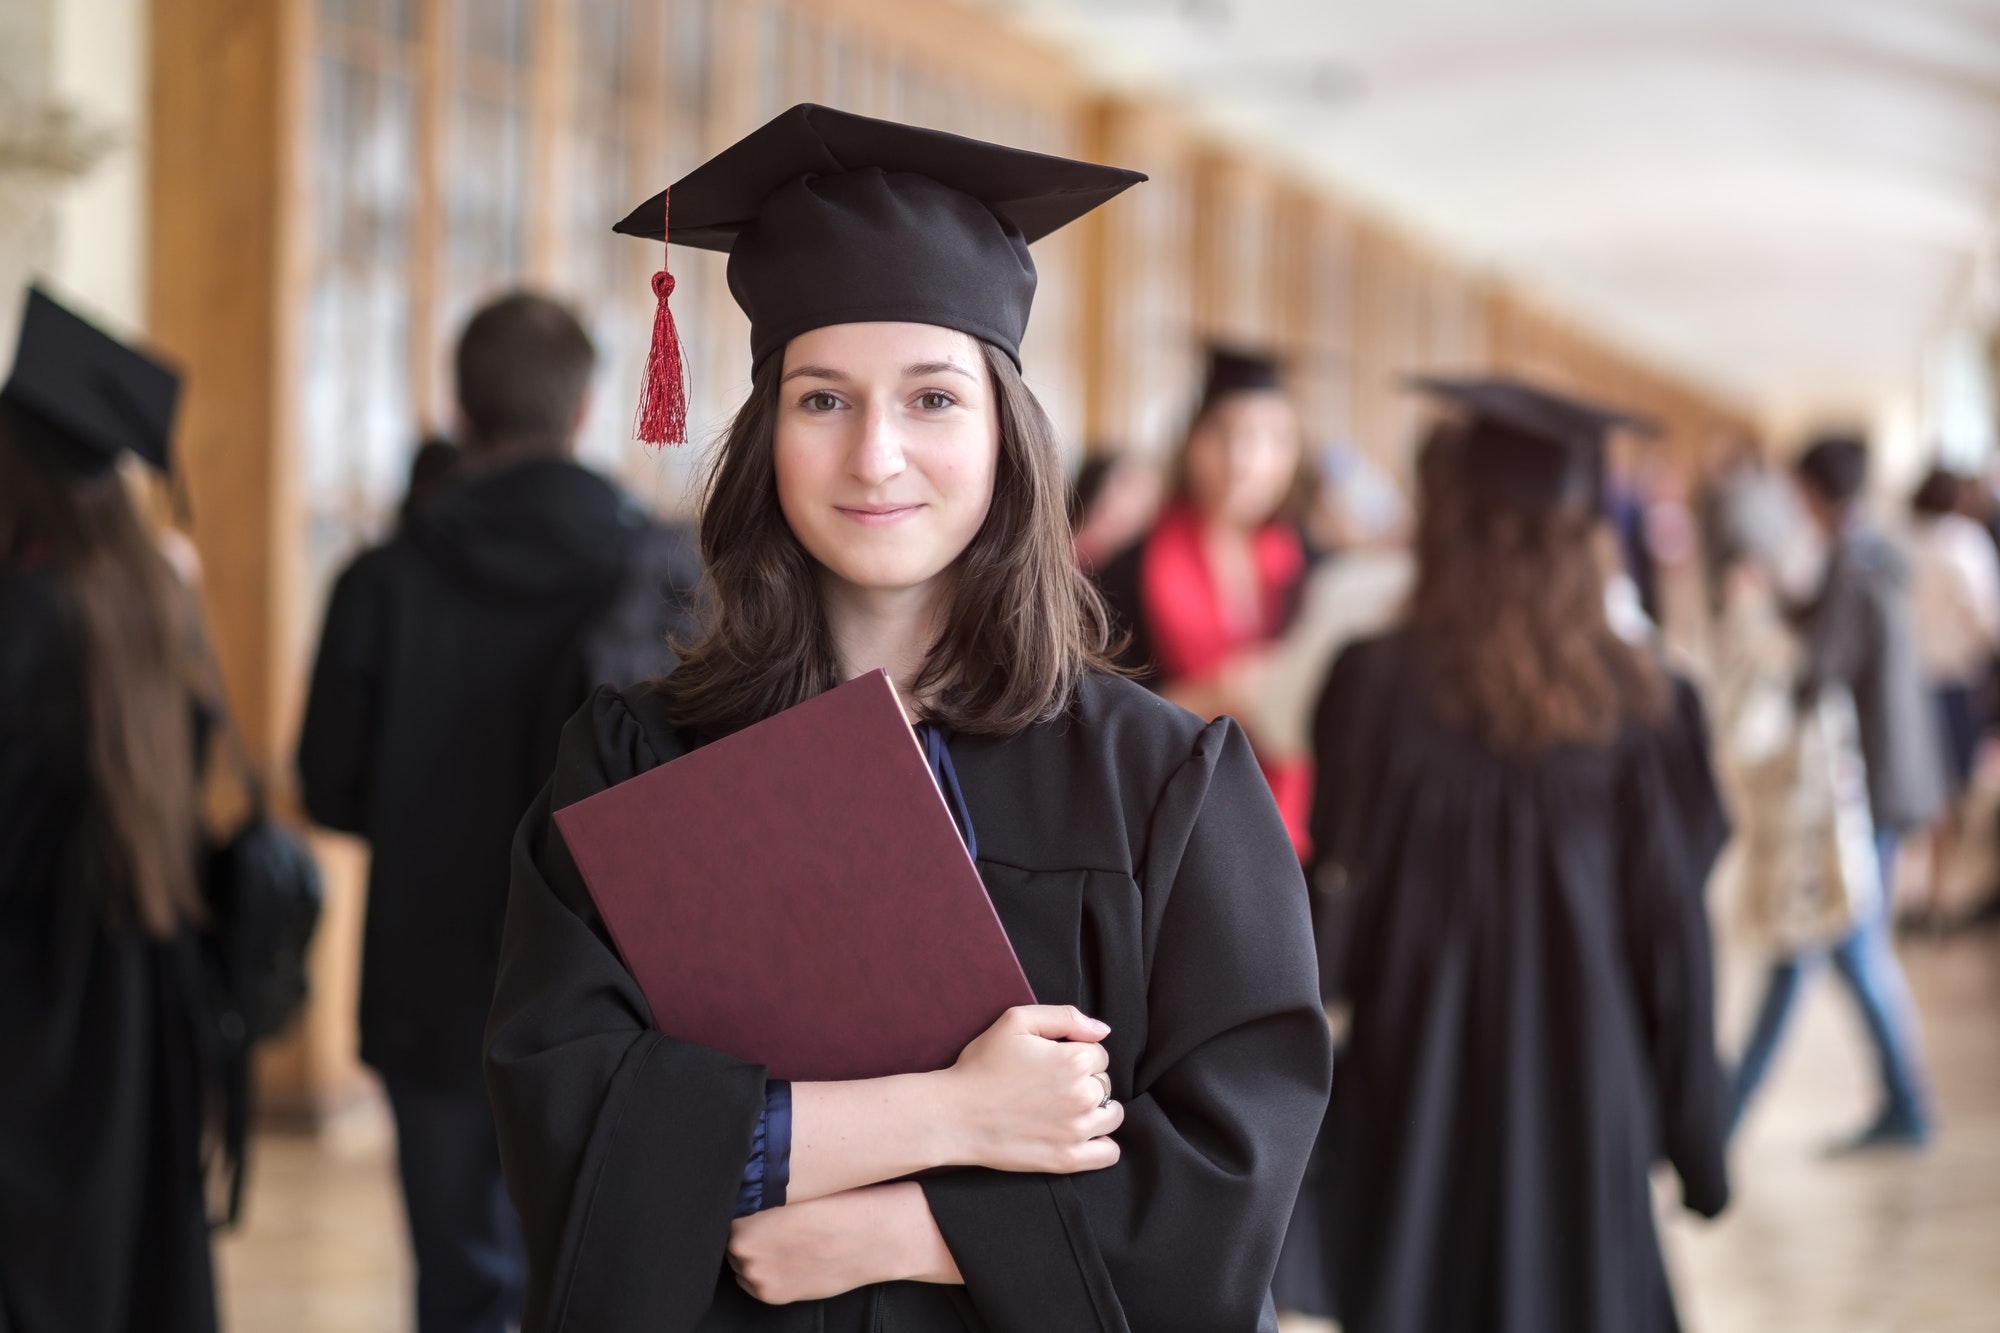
[[921, 717, 1333, 1333], [1618, 682, 1731, 1220], [485, 686, 768, 1332], [296, 552, 387, 834]]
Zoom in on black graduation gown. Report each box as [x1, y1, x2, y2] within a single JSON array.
[[1309, 633, 1729, 1333], [485, 671, 1333, 1332], [0, 569, 216, 1333]]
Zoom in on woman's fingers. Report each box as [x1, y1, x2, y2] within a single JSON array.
[[1004, 1004, 1110, 1043], [1051, 1129, 1122, 1174], [1070, 1040, 1111, 1076]]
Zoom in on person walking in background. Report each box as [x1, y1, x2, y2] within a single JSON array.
[[1097, 345, 1314, 851], [296, 292, 696, 1333], [1307, 377, 1731, 1333], [1902, 467, 2000, 928], [1728, 435, 1943, 1149], [0, 288, 218, 1333]]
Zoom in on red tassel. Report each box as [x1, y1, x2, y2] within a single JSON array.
[[636, 191, 688, 446]]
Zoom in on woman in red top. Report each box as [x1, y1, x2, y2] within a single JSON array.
[[1099, 347, 1312, 851]]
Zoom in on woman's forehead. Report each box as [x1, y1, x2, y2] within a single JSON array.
[[781, 322, 982, 374]]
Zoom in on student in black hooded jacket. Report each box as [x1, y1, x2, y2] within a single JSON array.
[[297, 292, 695, 1333], [484, 105, 1331, 1333]]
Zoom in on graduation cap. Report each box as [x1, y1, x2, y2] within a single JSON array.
[[1197, 345, 1285, 415], [1406, 374, 1658, 510], [614, 103, 1146, 444], [2, 285, 181, 476]]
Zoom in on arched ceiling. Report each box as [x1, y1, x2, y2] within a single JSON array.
[[981, 0, 2000, 423]]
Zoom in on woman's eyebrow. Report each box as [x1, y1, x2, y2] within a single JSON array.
[[780, 364, 847, 384], [905, 361, 975, 381]]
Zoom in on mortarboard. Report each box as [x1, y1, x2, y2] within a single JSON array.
[[2, 285, 181, 476], [1198, 345, 1285, 415], [1407, 374, 1658, 510], [614, 103, 1146, 444]]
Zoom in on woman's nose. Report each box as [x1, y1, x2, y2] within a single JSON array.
[[848, 400, 907, 485]]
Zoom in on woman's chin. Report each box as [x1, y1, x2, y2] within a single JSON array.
[[817, 557, 953, 599]]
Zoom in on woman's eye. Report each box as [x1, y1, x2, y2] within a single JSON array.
[[800, 391, 842, 412], [915, 390, 956, 411]]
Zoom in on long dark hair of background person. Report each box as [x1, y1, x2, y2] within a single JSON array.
[[0, 421, 203, 935], [1406, 421, 1667, 756]]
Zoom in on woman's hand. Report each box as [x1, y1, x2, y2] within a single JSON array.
[[938, 1004, 1124, 1174], [727, 1182, 961, 1305], [784, 1004, 1123, 1202]]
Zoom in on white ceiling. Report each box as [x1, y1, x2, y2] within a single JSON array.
[[980, 0, 2000, 425]]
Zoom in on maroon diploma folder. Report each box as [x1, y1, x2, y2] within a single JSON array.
[[552, 670, 1035, 1082]]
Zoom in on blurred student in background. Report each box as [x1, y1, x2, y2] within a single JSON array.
[[296, 292, 696, 1333], [1902, 467, 2000, 928], [1097, 346, 1313, 851], [1728, 436, 1941, 1149], [0, 289, 217, 1333], [1306, 378, 1730, 1333]]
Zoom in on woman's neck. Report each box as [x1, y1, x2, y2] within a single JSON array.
[[820, 575, 949, 718]]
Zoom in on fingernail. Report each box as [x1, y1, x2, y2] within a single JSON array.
[[1088, 1018, 1110, 1035]]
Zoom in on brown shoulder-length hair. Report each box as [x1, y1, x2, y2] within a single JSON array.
[[0, 418, 204, 937], [660, 339, 1118, 738], [1406, 423, 1667, 756]]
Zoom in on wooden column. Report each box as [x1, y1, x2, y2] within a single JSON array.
[[151, 0, 378, 1127], [148, 0, 304, 778], [1082, 97, 1196, 457], [1192, 152, 1275, 348]]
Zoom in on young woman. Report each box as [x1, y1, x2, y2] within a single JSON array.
[[0, 288, 217, 1333], [1097, 348, 1313, 851], [1307, 378, 1730, 1333], [484, 106, 1332, 1333]]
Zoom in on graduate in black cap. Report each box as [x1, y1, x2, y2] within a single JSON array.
[[1302, 377, 1730, 1333], [0, 287, 219, 1333], [485, 105, 1331, 1332], [1096, 344, 1313, 852]]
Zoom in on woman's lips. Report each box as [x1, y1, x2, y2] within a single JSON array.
[[837, 504, 923, 527]]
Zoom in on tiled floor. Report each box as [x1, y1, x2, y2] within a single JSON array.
[[1666, 928, 2000, 1333], [216, 930, 2000, 1333]]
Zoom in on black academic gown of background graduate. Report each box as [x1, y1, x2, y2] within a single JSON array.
[[1309, 632, 1729, 1333], [486, 671, 1332, 1333], [0, 569, 216, 1333]]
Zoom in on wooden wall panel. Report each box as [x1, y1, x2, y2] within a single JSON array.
[[151, 0, 360, 1121], [1082, 97, 1198, 458]]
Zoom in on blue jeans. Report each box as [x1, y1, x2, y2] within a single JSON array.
[[1729, 832, 1932, 1133], [384, 1081, 528, 1333]]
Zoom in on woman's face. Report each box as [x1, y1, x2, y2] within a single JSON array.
[[1182, 389, 1301, 529], [774, 321, 1000, 603]]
